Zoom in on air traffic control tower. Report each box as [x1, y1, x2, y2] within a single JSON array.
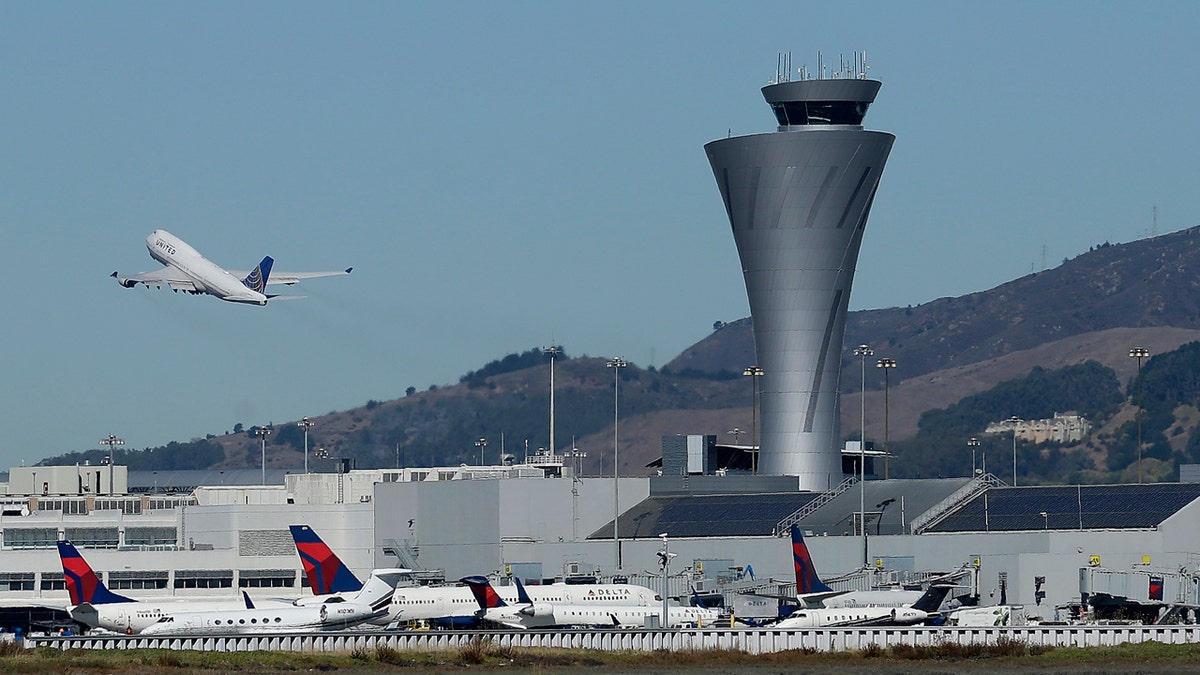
[[704, 59, 894, 490]]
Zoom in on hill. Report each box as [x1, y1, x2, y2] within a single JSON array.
[[41, 227, 1200, 483]]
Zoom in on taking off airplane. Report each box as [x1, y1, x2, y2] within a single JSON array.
[[112, 230, 351, 305]]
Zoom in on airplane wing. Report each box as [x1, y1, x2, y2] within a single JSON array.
[[111, 269, 201, 292], [227, 267, 353, 286]]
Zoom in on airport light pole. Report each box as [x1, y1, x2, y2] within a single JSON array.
[[607, 356, 627, 571], [967, 437, 981, 477], [99, 434, 124, 495], [298, 417, 315, 475], [475, 437, 488, 466], [1129, 347, 1150, 484], [253, 425, 272, 485], [876, 357, 896, 479], [1008, 416, 1021, 486], [657, 533, 675, 628], [853, 344, 873, 567], [742, 366, 764, 473], [543, 346, 561, 461]]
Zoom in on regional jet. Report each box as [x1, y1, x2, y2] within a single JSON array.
[[111, 230, 351, 305], [386, 575, 661, 628], [57, 540, 398, 633], [462, 576, 720, 629]]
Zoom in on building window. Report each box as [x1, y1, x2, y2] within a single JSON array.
[[0, 573, 34, 591], [37, 499, 89, 515], [40, 573, 65, 591], [2, 528, 58, 551], [93, 498, 142, 515], [239, 570, 296, 588], [109, 570, 168, 590], [125, 527, 178, 548], [175, 570, 234, 589], [63, 528, 120, 549]]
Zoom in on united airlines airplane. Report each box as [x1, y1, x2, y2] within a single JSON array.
[[112, 230, 351, 305]]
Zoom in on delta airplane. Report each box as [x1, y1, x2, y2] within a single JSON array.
[[746, 525, 931, 610], [112, 229, 351, 305], [462, 576, 719, 630], [386, 576, 662, 628], [58, 540, 276, 633], [288, 524, 411, 618], [758, 525, 952, 627], [140, 591, 385, 636], [58, 539, 399, 633]]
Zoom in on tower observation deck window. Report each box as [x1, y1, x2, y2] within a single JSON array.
[[771, 100, 869, 126]]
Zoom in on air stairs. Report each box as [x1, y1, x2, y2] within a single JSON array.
[[773, 476, 858, 536]]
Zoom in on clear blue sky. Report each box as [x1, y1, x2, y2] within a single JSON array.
[[2, 1, 1197, 464]]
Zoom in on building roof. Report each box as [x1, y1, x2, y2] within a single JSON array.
[[589, 492, 821, 539], [924, 483, 1200, 532]]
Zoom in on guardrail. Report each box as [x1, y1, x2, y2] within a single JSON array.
[[26, 625, 1200, 654]]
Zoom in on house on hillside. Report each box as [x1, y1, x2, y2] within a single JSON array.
[[985, 413, 1091, 444]]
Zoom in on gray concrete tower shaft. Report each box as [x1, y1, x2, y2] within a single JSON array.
[[704, 77, 893, 489]]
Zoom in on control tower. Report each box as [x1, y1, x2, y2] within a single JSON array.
[[704, 58, 894, 490]]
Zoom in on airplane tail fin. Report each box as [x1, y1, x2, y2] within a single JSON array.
[[350, 572, 398, 612], [910, 585, 953, 613], [241, 256, 274, 293], [791, 525, 833, 594], [460, 576, 507, 610], [512, 576, 534, 605], [57, 540, 136, 606], [290, 525, 363, 595]]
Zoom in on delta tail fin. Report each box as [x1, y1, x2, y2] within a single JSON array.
[[460, 576, 507, 610], [57, 540, 135, 606], [512, 576, 534, 605], [791, 525, 833, 594], [290, 525, 363, 595], [241, 256, 273, 293]]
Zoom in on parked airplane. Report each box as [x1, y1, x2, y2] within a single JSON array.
[[462, 576, 719, 629], [140, 591, 385, 635], [773, 584, 952, 628], [789, 525, 928, 609], [386, 576, 662, 628], [112, 229, 351, 305], [58, 540, 264, 633], [58, 539, 399, 633]]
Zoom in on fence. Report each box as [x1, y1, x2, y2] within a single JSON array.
[[26, 625, 1200, 654]]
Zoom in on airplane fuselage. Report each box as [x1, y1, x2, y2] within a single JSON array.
[[774, 605, 928, 628], [139, 601, 383, 635], [388, 583, 660, 625], [71, 597, 290, 634], [481, 603, 719, 630], [145, 230, 268, 305]]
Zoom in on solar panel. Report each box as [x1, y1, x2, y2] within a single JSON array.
[[925, 483, 1200, 532], [590, 493, 819, 539]]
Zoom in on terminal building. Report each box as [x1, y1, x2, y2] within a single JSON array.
[[1, 447, 1200, 627]]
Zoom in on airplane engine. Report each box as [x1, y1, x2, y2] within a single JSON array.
[[119, 278, 137, 288], [520, 603, 556, 618]]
